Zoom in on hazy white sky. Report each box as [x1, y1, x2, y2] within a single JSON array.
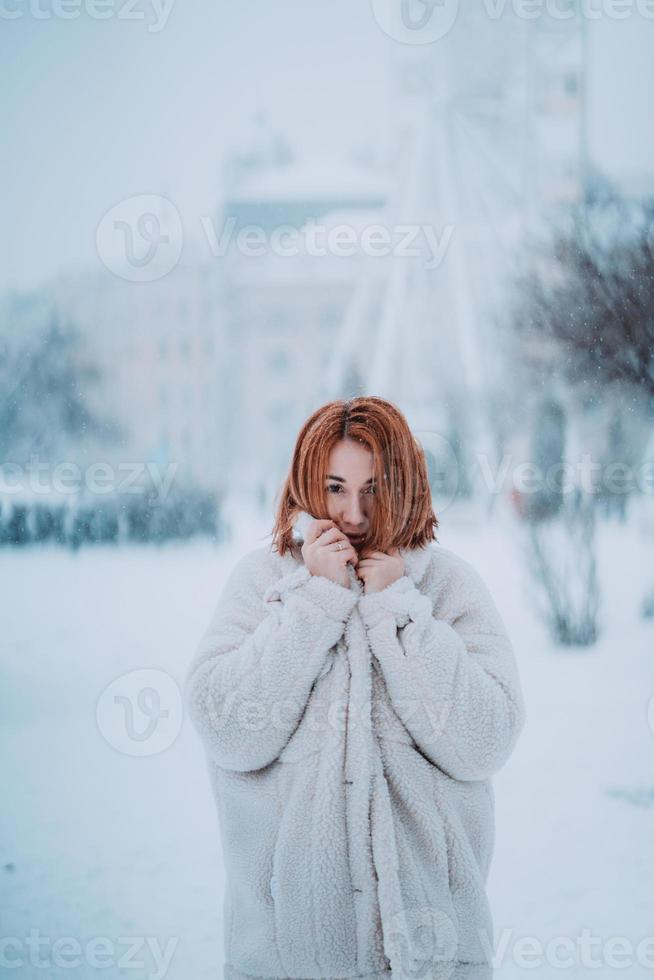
[[1, 0, 653, 295]]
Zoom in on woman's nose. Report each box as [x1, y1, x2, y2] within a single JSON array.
[[342, 498, 365, 525]]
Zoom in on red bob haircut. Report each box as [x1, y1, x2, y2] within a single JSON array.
[[270, 395, 439, 558]]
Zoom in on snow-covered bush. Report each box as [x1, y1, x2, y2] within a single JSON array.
[[0, 486, 226, 549]]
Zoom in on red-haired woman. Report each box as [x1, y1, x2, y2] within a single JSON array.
[[185, 396, 526, 980]]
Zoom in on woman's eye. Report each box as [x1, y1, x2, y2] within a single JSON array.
[[326, 484, 376, 495]]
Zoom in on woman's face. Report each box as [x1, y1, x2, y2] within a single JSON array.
[[324, 439, 376, 549]]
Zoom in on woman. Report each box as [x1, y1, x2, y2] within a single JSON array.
[[185, 396, 526, 980]]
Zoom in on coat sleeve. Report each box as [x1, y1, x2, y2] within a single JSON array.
[[358, 557, 526, 782], [184, 550, 358, 773]]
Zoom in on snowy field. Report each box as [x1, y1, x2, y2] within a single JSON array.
[[2, 498, 654, 980]]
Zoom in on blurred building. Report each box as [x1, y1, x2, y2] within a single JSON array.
[[45, 261, 228, 492], [32, 116, 391, 502], [0, 13, 602, 510], [217, 112, 391, 499]]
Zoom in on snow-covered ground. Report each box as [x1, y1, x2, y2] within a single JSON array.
[[2, 498, 653, 979]]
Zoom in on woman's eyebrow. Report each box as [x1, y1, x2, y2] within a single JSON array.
[[326, 475, 375, 484]]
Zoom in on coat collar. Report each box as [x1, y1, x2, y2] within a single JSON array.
[[397, 542, 433, 585], [285, 511, 433, 587]]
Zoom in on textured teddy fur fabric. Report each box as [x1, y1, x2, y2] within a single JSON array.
[[184, 520, 526, 980]]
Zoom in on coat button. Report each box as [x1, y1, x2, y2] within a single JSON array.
[[270, 875, 277, 899]]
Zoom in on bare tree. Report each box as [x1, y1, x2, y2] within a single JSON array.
[[511, 181, 654, 400], [508, 177, 654, 637]]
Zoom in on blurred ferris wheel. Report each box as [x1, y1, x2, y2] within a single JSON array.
[[323, 0, 588, 437]]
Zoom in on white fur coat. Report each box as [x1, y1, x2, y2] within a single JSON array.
[[184, 516, 526, 980]]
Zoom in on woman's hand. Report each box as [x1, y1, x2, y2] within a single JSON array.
[[356, 548, 405, 594], [302, 519, 359, 589]]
